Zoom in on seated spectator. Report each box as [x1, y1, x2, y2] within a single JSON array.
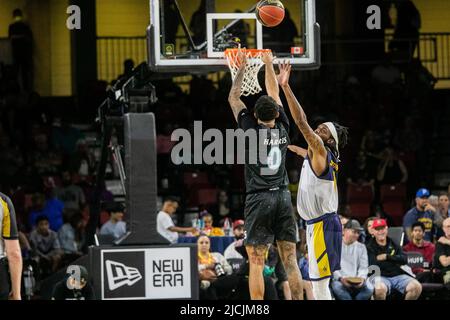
[[403, 188, 436, 242], [371, 203, 394, 228], [54, 171, 86, 212], [29, 216, 63, 275], [298, 249, 315, 300], [209, 190, 232, 226], [51, 117, 85, 155], [339, 213, 350, 227], [367, 219, 422, 300], [58, 212, 85, 259], [99, 202, 126, 240], [403, 222, 435, 283], [29, 193, 64, 232], [376, 146, 408, 185], [224, 220, 245, 260], [434, 218, 450, 288], [363, 217, 377, 245], [332, 220, 373, 300], [346, 151, 376, 187], [197, 235, 232, 290], [200, 212, 224, 237], [156, 197, 196, 244], [51, 265, 95, 300], [68, 139, 95, 177], [435, 192, 450, 238]]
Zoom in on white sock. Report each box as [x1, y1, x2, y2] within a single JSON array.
[[312, 278, 332, 300]]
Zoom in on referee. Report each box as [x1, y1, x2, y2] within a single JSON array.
[[0, 192, 22, 300]]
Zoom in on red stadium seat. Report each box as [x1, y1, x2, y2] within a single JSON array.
[[197, 188, 219, 206], [380, 184, 407, 226], [346, 184, 374, 223], [183, 172, 210, 188], [380, 184, 406, 201]]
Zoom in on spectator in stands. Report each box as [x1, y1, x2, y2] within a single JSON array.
[[8, 8, 33, 91], [332, 220, 373, 300], [403, 188, 436, 242], [371, 203, 394, 228], [376, 146, 408, 185], [58, 212, 85, 258], [339, 213, 350, 227], [51, 117, 85, 155], [99, 202, 126, 240], [402, 222, 435, 282], [29, 193, 64, 232], [363, 217, 377, 245], [197, 234, 232, 290], [298, 249, 315, 300], [435, 192, 450, 238], [30, 133, 62, 175], [367, 219, 422, 300], [68, 139, 94, 177], [393, 116, 424, 154], [29, 215, 62, 275], [156, 197, 196, 244], [209, 190, 232, 227], [346, 151, 376, 188], [224, 219, 245, 260], [52, 265, 95, 300], [54, 171, 86, 212], [434, 218, 450, 287]]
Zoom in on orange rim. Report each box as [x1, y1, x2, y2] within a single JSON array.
[[224, 48, 271, 61]]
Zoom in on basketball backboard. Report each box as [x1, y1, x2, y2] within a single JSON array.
[[147, 0, 320, 72]]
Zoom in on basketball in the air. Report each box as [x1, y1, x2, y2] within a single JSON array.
[[256, 0, 285, 27]]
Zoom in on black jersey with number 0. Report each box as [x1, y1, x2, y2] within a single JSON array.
[[237, 106, 290, 193]]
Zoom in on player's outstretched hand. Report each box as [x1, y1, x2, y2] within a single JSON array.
[[261, 51, 275, 65], [277, 60, 292, 87], [236, 47, 247, 71]]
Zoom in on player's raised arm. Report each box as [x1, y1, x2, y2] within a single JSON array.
[[278, 61, 327, 169], [228, 50, 247, 122], [262, 51, 282, 106]]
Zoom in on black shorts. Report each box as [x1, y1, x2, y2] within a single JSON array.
[[244, 189, 298, 246], [0, 258, 10, 300]]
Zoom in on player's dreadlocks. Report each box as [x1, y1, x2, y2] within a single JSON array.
[[333, 122, 349, 149]]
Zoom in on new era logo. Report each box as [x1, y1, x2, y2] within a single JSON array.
[[105, 260, 143, 291]]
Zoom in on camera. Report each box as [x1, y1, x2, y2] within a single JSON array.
[[214, 263, 226, 277]]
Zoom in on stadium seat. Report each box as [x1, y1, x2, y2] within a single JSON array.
[[184, 172, 210, 188], [197, 188, 219, 206], [388, 227, 404, 247], [346, 184, 374, 223], [381, 184, 407, 226]]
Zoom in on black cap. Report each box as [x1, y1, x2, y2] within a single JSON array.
[[67, 265, 89, 282], [344, 219, 363, 232]]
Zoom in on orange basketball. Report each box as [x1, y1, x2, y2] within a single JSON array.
[[256, 0, 285, 27]]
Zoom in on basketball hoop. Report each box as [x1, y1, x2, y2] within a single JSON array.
[[224, 48, 271, 96]]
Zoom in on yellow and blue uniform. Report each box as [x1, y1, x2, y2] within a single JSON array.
[[0, 192, 19, 259], [297, 150, 342, 281]]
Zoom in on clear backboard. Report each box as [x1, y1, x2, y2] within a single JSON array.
[[147, 0, 320, 72]]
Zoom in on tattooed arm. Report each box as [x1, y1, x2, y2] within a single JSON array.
[[278, 61, 327, 175], [228, 51, 248, 122]]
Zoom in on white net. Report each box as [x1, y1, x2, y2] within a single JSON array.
[[225, 49, 271, 97]]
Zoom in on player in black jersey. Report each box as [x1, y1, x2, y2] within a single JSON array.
[[228, 50, 303, 300]]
